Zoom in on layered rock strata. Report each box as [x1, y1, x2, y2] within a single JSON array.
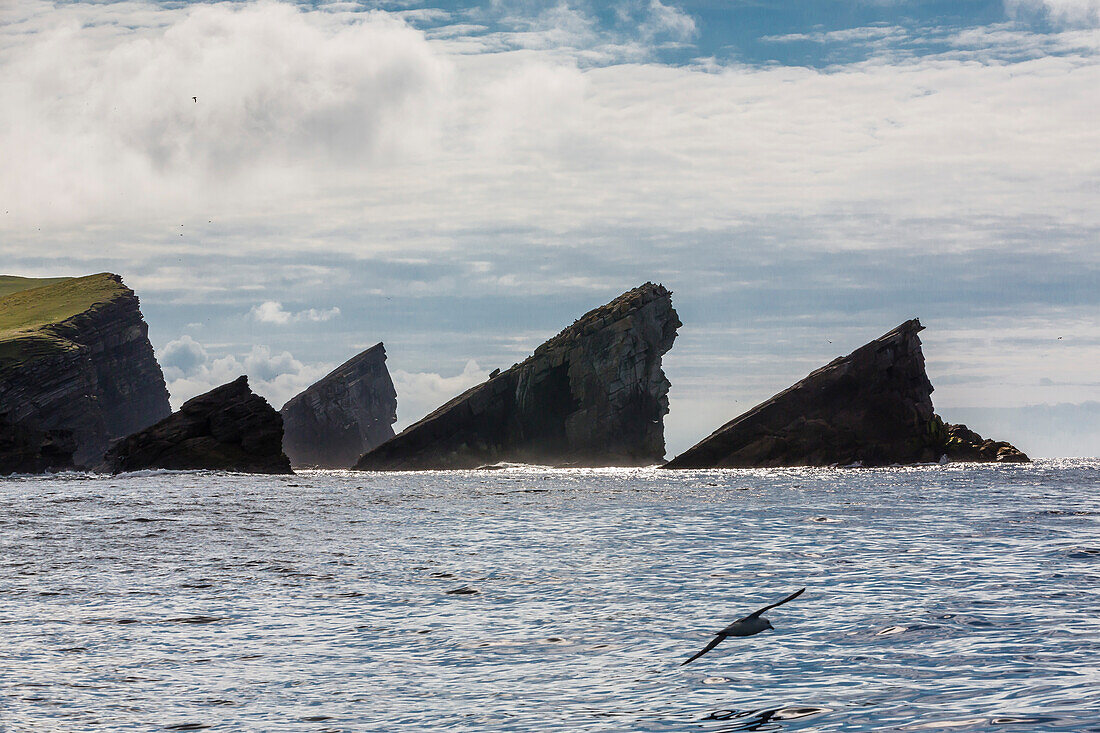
[[665, 320, 942, 468], [941, 422, 1029, 463], [0, 414, 75, 475], [0, 273, 171, 466], [280, 343, 398, 468], [356, 283, 680, 470], [101, 376, 292, 474]]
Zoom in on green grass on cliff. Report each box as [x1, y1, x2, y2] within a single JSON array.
[[0, 273, 128, 369], [0, 275, 74, 299]]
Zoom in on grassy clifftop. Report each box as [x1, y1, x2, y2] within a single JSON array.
[[0, 273, 131, 369], [0, 275, 74, 299]]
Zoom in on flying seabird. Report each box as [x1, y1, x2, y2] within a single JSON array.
[[192, 96, 197, 102], [681, 587, 806, 666]]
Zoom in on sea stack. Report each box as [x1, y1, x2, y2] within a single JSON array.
[[356, 283, 680, 470], [0, 273, 171, 466], [101, 376, 292, 474], [665, 319, 942, 468], [280, 343, 398, 468]]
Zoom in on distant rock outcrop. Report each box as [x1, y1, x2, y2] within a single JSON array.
[[356, 283, 680, 470], [0, 273, 171, 466], [101, 376, 292, 474], [665, 320, 942, 468], [941, 422, 1029, 463], [0, 414, 75, 475], [280, 343, 397, 468]]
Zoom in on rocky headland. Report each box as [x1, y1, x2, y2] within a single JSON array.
[[665, 319, 1029, 469], [101, 376, 292, 474], [356, 283, 681, 470], [280, 343, 398, 468], [0, 273, 171, 467]]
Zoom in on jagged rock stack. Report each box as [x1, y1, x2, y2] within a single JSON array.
[[665, 319, 1029, 468], [280, 343, 398, 468], [101, 376, 292, 474], [356, 283, 680, 470], [0, 273, 171, 468], [2, 270, 1033, 474], [666, 320, 939, 468]]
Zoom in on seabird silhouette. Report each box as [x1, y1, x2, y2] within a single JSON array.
[[681, 587, 805, 665], [192, 96, 197, 102]]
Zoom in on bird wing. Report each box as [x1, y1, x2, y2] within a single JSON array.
[[681, 634, 726, 665], [745, 587, 806, 619]]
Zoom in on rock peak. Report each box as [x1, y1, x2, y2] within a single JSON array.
[[665, 319, 936, 468], [102, 376, 292, 474], [357, 283, 680, 470], [280, 343, 398, 468]]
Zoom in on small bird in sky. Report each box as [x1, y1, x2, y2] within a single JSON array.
[[681, 587, 806, 665], [192, 96, 197, 102]]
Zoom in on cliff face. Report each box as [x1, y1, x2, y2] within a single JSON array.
[[280, 343, 397, 468], [356, 283, 680, 470], [0, 414, 75, 475], [0, 274, 171, 466], [101, 376, 292, 474], [665, 320, 940, 468]]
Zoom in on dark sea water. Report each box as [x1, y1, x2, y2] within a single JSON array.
[[2, 461, 1099, 732]]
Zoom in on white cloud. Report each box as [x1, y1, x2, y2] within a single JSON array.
[[249, 301, 341, 324], [641, 0, 697, 43], [763, 25, 908, 44], [159, 334, 208, 377], [391, 360, 488, 429], [1006, 0, 1100, 27], [3, 0, 1098, 264], [0, 0, 450, 227], [160, 338, 333, 410]]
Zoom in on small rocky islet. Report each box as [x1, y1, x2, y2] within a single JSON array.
[[0, 272, 1028, 475]]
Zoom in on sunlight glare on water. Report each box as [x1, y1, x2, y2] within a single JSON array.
[[2, 460, 1099, 731]]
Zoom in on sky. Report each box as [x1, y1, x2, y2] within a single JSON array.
[[2, 0, 1098, 458]]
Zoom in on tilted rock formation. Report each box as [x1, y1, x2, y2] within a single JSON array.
[[101, 376, 292, 474], [280, 343, 397, 468], [665, 320, 943, 468], [356, 283, 680, 470], [941, 422, 1030, 463], [0, 273, 171, 466], [0, 413, 75, 475]]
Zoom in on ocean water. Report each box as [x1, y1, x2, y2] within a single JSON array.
[[2, 461, 1099, 732]]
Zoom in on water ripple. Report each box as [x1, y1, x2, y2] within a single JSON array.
[[2, 459, 1098, 731]]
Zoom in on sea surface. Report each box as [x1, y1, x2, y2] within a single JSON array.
[[2, 460, 1099, 732]]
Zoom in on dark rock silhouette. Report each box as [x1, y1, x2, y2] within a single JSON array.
[[941, 422, 1029, 463], [665, 320, 941, 468], [0, 273, 171, 466], [0, 414, 75, 475], [356, 283, 680, 470], [280, 343, 397, 468], [101, 376, 292, 474]]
